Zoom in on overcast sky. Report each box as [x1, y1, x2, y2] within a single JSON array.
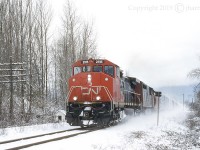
[[49, 0, 200, 100]]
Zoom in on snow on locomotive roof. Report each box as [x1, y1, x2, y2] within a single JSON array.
[[73, 58, 119, 67]]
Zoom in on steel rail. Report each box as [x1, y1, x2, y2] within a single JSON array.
[[5, 127, 100, 150], [0, 127, 84, 145]]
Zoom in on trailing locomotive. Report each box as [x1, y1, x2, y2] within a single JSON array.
[[65, 58, 161, 127]]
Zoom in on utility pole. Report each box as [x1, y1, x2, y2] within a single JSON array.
[[157, 96, 160, 126], [9, 56, 14, 121], [0, 89, 2, 121], [0, 57, 26, 124], [192, 97, 194, 109], [183, 94, 184, 110], [20, 65, 25, 120], [156, 92, 162, 126]]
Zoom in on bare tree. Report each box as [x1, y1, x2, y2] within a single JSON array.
[[188, 68, 200, 79], [78, 22, 97, 59], [188, 57, 200, 79], [33, 0, 52, 110], [54, 0, 98, 108], [0, 0, 53, 126], [0, 0, 97, 126], [56, 0, 80, 104]]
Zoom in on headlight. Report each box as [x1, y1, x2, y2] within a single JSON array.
[[73, 96, 78, 101], [96, 96, 101, 101], [105, 78, 108, 81], [88, 74, 92, 82]]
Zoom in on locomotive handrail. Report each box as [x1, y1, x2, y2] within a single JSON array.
[[102, 86, 113, 101], [123, 90, 141, 96], [98, 86, 114, 110], [66, 86, 83, 102], [67, 86, 74, 102]]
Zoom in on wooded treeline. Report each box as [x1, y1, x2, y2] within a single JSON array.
[[0, 0, 97, 127]]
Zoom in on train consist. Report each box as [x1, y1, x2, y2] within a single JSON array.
[[66, 58, 161, 126]]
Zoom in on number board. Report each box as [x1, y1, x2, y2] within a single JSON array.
[[95, 60, 104, 64], [82, 60, 89, 64]]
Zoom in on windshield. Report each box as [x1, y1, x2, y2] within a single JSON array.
[[83, 66, 91, 72], [104, 66, 114, 76], [93, 66, 103, 72], [74, 67, 81, 75]]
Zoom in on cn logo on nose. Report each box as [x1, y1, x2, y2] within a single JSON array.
[[82, 87, 101, 95]]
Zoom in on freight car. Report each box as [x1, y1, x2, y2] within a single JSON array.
[[65, 58, 161, 127], [122, 77, 159, 114]]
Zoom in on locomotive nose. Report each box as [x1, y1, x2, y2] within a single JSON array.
[[68, 72, 112, 102]]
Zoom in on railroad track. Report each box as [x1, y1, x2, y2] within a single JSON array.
[[0, 127, 101, 150]]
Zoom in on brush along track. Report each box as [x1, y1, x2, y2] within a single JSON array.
[[1, 127, 102, 150]]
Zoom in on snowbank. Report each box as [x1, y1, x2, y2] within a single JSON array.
[[1, 106, 199, 150]]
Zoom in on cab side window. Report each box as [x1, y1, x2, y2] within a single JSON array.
[[104, 66, 114, 76], [74, 67, 81, 75], [116, 67, 120, 78], [93, 66, 102, 72], [83, 66, 91, 72]]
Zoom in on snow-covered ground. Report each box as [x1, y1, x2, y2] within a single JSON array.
[[0, 106, 199, 150]]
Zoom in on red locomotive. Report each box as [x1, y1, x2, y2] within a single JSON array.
[[66, 58, 161, 126]]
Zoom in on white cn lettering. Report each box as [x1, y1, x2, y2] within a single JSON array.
[[82, 87, 101, 95], [82, 87, 91, 95]]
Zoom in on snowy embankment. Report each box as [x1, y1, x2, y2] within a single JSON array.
[[0, 106, 199, 150]]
